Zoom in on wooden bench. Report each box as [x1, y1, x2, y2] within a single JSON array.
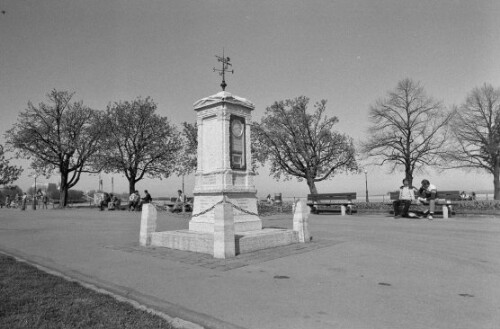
[[389, 190, 461, 218], [307, 193, 356, 215], [153, 197, 193, 212]]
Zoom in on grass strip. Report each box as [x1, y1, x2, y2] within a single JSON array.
[[0, 254, 173, 329]]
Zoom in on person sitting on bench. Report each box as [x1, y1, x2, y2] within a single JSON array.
[[417, 179, 437, 220], [173, 190, 186, 212], [393, 178, 416, 218]]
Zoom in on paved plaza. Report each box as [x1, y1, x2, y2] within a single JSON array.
[[0, 208, 499, 329]]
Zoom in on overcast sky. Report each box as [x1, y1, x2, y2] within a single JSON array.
[[1, 0, 499, 198]]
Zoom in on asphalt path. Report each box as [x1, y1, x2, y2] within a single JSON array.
[[0, 207, 499, 329]]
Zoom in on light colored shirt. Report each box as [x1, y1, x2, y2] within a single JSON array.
[[399, 186, 415, 200], [421, 184, 437, 195]]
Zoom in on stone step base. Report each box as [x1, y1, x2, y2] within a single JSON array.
[[150, 228, 299, 256]]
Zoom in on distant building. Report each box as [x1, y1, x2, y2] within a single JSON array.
[[31, 183, 58, 194]]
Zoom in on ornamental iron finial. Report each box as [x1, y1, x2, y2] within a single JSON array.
[[213, 48, 234, 91]]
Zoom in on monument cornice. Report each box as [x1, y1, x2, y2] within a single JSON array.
[[193, 91, 255, 111]]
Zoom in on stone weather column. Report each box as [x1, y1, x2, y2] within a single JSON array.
[[189, 91, 262, 233]]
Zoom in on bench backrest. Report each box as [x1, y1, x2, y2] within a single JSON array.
[[389, 191, 400, 200], [307, 193, 357, 202], [389, 190, 462, 201], [437, 190, 461, 201]]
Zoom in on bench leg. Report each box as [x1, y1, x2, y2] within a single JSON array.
[[442, 205, 448, 219], [341, 205, 346, 216]]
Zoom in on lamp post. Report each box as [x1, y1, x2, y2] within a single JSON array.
[[29, 173, 38, 210], [364, 170, 369, 203]]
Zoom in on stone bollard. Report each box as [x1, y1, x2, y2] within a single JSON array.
[[293, 199, 310, 243], [139, 204, 157, 246], [442, 205, 449, 219], [213, 202, 236, 259]]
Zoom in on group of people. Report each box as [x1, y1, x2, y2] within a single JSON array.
[[127, 190, 152, 211], [3, 190, 49, 210], [460, 191, 476, 200], [99, 189, 189, 212], [393, 178, 438, 220], [99, 193, 121, 211]]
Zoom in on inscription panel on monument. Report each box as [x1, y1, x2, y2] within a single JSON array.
[[203, 174, 217, 185], [232, 175, 245, 186], [202, 116, 218, 172]]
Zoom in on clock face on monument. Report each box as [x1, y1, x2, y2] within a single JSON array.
[[232, 120, 243, 137]]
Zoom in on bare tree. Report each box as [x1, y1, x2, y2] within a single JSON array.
[[362, 78, 453, 186], [97, 97, 182, 194], [443, 84, 500, 199], [253, 96, 358, 194], [5, 90, 105, 207]]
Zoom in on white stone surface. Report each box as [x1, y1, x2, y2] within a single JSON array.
[[193, 91, 255, 111], [139, 204, 157, 246], [213, 203, 236, 259], [293, 199, 310, 243], [442, 205, 449, 219], [151, 230, 213, 254], [189, 193, 262, 233], [189, 91, 262, 234]]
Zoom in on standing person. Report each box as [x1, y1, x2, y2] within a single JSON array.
[[5, 195, 10, 208], [393, 178, 416, 218], [36, 189, 43, 200], [417, 179, 437, 220], [21, 192, 27, 211], [142, 190, 152, 204], [41, 193, 48, 209]]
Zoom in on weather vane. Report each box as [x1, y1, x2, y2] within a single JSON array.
[[213, 48, 234, 91]]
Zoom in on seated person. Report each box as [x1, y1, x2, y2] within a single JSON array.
[[128, 192, 139, 211], [108, 194, 120, 210], [266, 194, 273, 204], [141, 190, 152, 206], [417, 179, 437, 220], [173, 189, 186, 212], [346, 197, 354, 215], [393, 178, 416, 218], [133, 191, 141, 211], [99, 192, 111, 211]]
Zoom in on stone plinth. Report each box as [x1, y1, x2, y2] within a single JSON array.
[[293, 200, 310, 243], [150, 228, 299, 256], [213, 202, 236, 259], [139, 204, 157, 246]]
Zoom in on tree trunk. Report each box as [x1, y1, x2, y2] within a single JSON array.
[[405, 165, 413, 187], [59, 172, 69, 208], [494, 163, 500, 200], [128, 179, 136, 195], [307, 177, 318, 194]]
